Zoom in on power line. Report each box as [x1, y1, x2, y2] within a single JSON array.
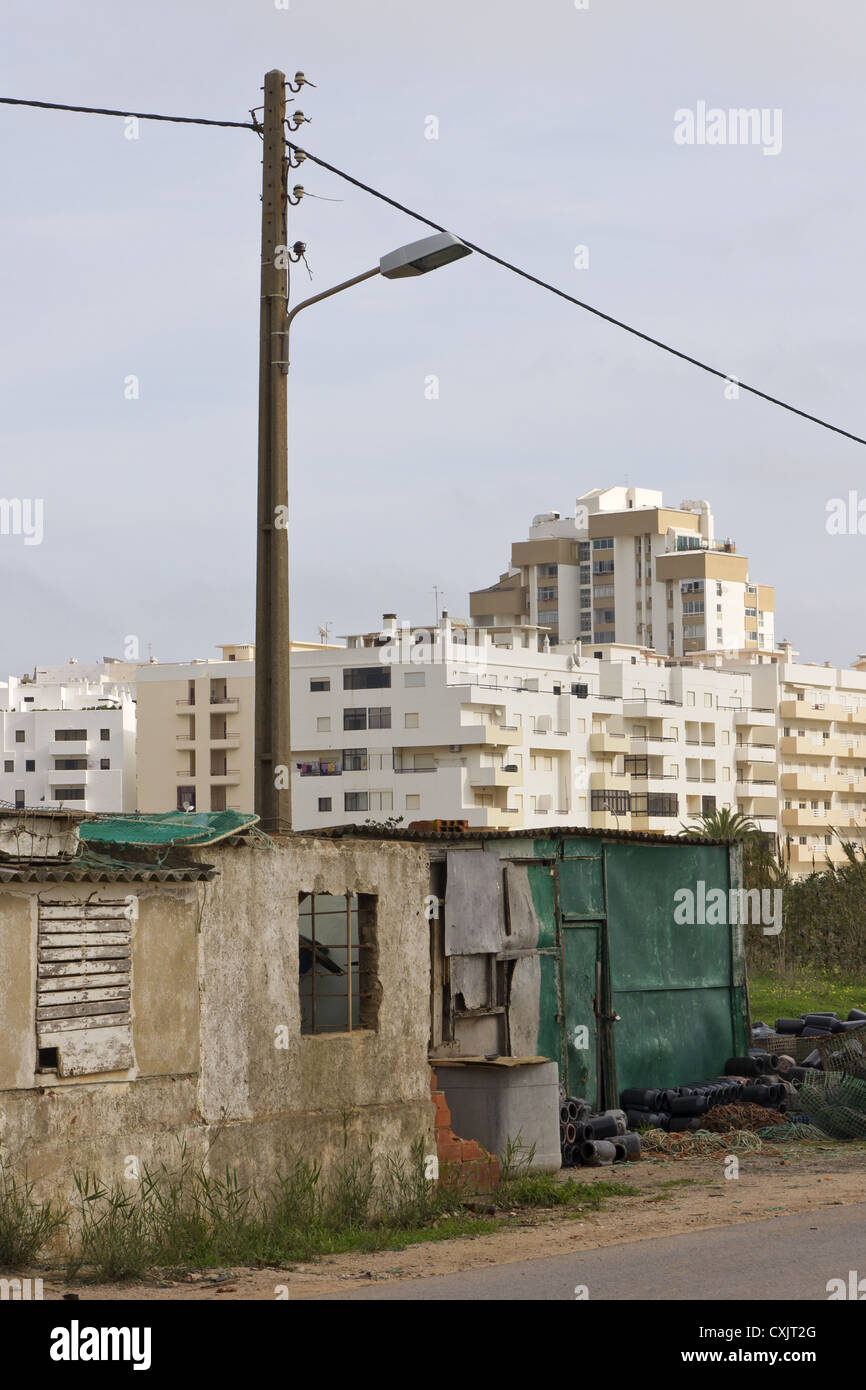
[[0, 95, 257, 129], [288, 139, 866, 450], [0, 92, 861, 446]]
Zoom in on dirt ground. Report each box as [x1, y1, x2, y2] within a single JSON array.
[[31, 1140, 866, 1301]]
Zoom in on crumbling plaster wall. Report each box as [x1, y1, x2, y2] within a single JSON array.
[[194, 836, 434, 1182], [0, 835, 435, 1202]]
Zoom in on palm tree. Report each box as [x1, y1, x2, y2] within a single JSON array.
[[679, 807, 761, 841]]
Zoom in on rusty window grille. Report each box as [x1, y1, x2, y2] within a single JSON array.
[[298, 891, 379, 1035]]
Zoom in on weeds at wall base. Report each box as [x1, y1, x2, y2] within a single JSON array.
[[0, 1136, 637, 1282]]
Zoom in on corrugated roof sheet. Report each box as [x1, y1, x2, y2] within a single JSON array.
[[0, 861, 216, 883], [311, 824, 731, 847]]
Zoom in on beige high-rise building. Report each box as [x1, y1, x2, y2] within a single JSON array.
[[469, 486, 775, 659]]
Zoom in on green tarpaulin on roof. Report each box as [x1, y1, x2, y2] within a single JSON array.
[[79, 810, 258, 848]]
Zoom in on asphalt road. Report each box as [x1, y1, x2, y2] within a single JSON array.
[[317, 1202, 866, 1300]]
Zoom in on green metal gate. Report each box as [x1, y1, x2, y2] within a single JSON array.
[[531, 834, 749, 1108]]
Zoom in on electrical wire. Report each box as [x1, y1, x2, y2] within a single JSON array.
[[0, 94, 861, 446], [287, 139, 866, 449], [0, 95, 257, 129]]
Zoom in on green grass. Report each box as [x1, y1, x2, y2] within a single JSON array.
[[496, 1174, 637, 1209], [748, 968, 866, 1026], [50, 1136, 640, 1283]]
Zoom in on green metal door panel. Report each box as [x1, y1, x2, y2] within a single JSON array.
[[526, 859, 557, 949], [604, 843, 731, 991], [562, 836, 599, 859], [558, 856, 605, 919], [562, 926, 599, 1101], [536, 952, 562, 1067], [611, 986, 736, 1092]]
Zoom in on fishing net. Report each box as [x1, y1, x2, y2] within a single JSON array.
[[798, 1071, 866, 1139]]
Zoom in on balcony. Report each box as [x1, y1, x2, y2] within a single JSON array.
[[780, 772, 847, 794], [591, 810, 626, 830], [49, 737, 89, 753], [781, 808, 834, 830], [469, 768, 521, 788], [457, 725, 518, 746], [48, 768, 88, 785], [209, 736, 241, 750], [734, 709, 775, 728], [779, 699, 846, 722], [207, 697, 240, 713], [779, 736, 842, 759], [590, 731, 627, 755], [735, 743, 776, 764], [589, 771, 627, 789], [210, 770, 241, 786], [176, 735, 196, 748]]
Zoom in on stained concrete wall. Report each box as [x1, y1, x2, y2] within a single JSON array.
[[0, 835, 434, 1205]]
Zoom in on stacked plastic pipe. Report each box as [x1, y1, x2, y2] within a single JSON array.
[[620, 1059, 798, 1133], [560, 1095, 643, 1167]]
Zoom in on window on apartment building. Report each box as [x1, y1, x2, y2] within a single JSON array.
[[369, 707, 391, 730], [177, 786, 196, 811], [593, 538, 614, 549], [369, 791, 394, 813], [578, 542, 590, 560], [593, 560, 614, 576], [344, 708, 367, 731], [704, 694, 713, 708], [343, 668, 390, 690], [15, 730, 26, 743], [686, 692, 695, 706], [54, 729, 85, 742], [342, 748, 368, 772], [317, 717, 331, 732], [538, 586, 557, 602], [579, 564, 591, 585], [405, 794, 421, 810], [717, 629, 724, 642], [717, 583, 723, 596], [3, 760, 12, 772], [591, 790, 631, 814], [682, 601, 704, 615], [299, 891, 378, 1035], [594, 631, 616, 644], [100, 729, 110, 741], [54, 759, 86, 771], [317, 798, 332, 812], [745, 608, 757, 618], [580, 613, 592, 632], [25, 759, 35, 772], [702, 795, 716, 814], [404, 671, 425, 687], [344, 792, 369, 812], [14, 791, 24, 808], [625, 756, 648, 776], [53, 788, 86, 801], [404, 713, 419, 728], [100, 758, 110, 770], [595, 608, 616, 624], [580, 587, 591, 609], [571, 683, 588, 698], [668, 763, 679, 778], [310, 679, 330, 692]]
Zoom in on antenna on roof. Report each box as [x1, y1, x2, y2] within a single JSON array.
[[318, 623, 332, 645]]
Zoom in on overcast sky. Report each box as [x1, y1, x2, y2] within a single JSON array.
[[2, 0, 865, 673]]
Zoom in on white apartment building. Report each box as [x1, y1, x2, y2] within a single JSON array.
[[469, 486, 775, 659], [290, 615, 764, 838], [0, 659, 137, 813], [717, 644, 866, 873]]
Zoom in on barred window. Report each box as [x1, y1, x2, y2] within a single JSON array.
[[298, 892, 379, 1035]]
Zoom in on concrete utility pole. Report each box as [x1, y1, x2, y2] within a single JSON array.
[[254, 70, 291, 832]]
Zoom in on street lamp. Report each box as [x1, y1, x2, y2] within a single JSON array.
[[283, 232, 472, 369], [254, 217, 472, 833]]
